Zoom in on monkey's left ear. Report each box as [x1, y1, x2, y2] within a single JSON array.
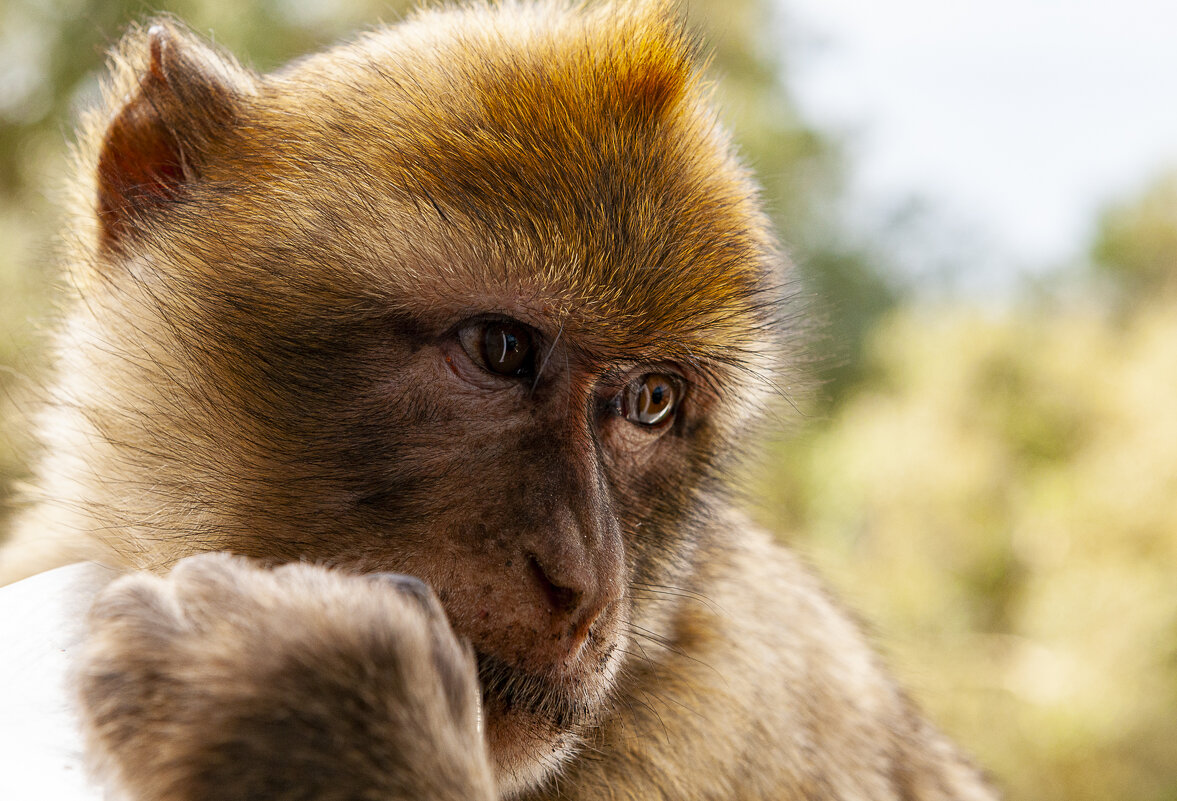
[[96, 20, 256, 250]]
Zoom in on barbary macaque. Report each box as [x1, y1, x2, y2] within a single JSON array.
[[0, 2, 999, 799]]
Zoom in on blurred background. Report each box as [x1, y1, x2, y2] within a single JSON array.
[[1, 0, 1174, 798]]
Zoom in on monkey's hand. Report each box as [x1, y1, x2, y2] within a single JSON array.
[[75, 552, 495, 801]]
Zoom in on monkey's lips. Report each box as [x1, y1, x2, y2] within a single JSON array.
[[473, 639, 620, 782], [475, 647, 608, 728]]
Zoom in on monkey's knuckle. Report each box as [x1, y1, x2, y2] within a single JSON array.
[[168, 550, 250, 587], [165, 551, 264, 613], [89, 572, 178, 632]]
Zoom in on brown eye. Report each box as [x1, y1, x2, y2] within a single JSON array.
[[466, 321, 533, 376], [623, 374, 679, 426]]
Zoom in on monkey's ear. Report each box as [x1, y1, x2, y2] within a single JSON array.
[[96, 20, 255, 250]]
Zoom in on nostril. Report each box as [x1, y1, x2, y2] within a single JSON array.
[[527, 553, 582, 616]]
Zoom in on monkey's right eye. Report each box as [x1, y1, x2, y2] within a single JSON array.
[[458, 320, 535, 377], [614, 373, 681, 428]]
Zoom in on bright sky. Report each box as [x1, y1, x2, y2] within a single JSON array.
[[783, 0, 1177, 285]]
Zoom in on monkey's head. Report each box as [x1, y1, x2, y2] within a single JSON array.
[[63, 1, 792, 791]]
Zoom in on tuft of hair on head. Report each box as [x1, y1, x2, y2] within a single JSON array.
[[591, 0, 702, 120]]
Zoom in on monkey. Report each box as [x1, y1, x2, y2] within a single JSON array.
[[0, 2, 1000, 799]]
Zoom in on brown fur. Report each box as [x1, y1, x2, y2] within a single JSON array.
[[1, 2, 998, 799]]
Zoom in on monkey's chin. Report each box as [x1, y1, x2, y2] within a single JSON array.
[[475, 649, 617, 796]]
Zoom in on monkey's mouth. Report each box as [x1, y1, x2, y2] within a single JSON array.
[[473, 647, 619, 792], [474, 649, 604, 734]]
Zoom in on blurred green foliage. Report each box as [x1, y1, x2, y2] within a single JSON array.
[[1093, 170, 1177, 301], [754, 288, 1177, 800], [2, 1, 1174, 800]]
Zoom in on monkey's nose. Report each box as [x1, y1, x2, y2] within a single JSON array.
[[527, 553, 609, 656]]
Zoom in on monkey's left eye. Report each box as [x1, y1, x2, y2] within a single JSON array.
[[619, 374, 680, 427], [459, 320, 535, 377]]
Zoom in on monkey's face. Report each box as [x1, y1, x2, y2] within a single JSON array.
[[80, 5, 786, 791], [156, 252, 746, 788], [309, 302, 694, 783], [99, 242, 751, 789]]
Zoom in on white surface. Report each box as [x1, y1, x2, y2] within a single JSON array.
[[0, 562, 116, 800], [786, 0, 1177, 280]]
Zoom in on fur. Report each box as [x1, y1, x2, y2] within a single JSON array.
[[1, 2, 997, 799]]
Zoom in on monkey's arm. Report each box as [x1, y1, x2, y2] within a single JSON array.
[[76, 553, 495, 801]]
